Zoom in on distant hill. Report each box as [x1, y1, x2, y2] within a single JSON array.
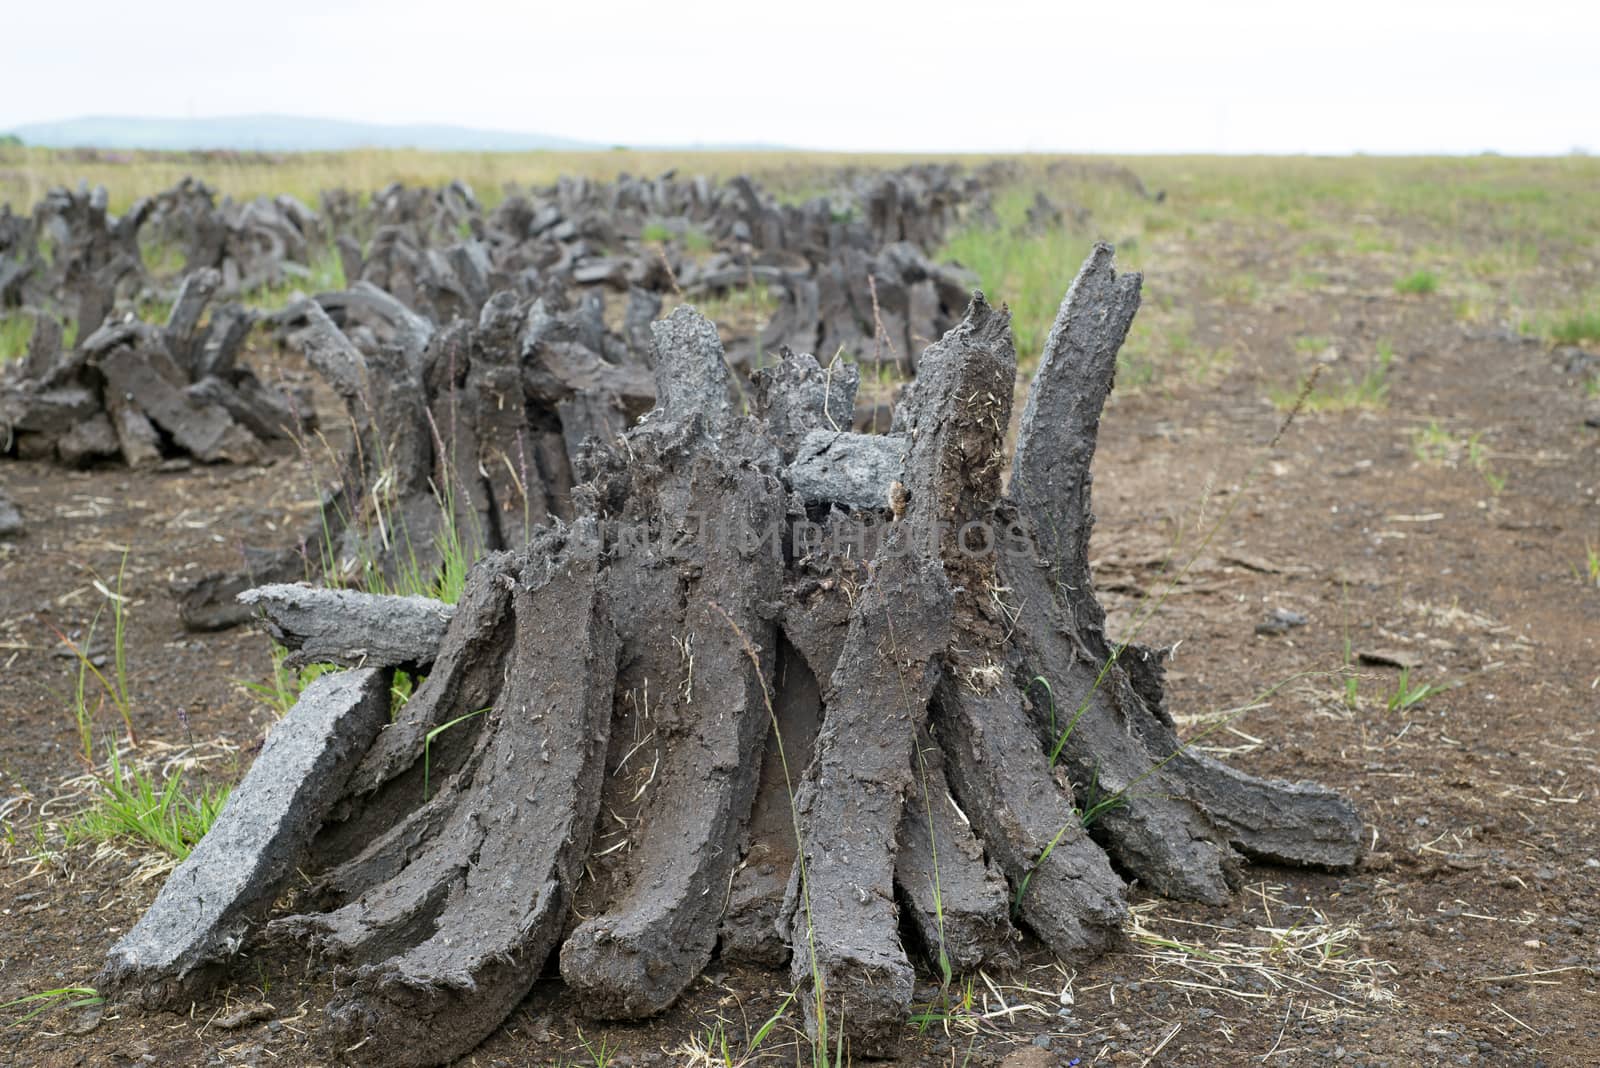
[[5, 115, 599, 152]]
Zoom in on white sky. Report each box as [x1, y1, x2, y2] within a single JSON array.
[[4, 0, 1596, 154]]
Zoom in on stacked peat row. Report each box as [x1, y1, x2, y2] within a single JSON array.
[[482, 162, 990, 264], [0, 184, 152, 334], [326, 164, 996, 366], [741, 239, 978, 375], [0, 203, 42, 307], [142, 177, 324, 295], [322, 178, 482, 246], [100, 247, 1363, 1065], [0, 177, 322, 333], [0, 165, 987, 474], [1, 162, 1015, 353], [0, 268, 309, 468], [172, 280, 660, 630]]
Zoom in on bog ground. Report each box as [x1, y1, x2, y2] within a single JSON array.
[[2, 152, 1598, 1067]]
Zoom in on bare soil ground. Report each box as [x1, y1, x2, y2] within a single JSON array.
[[3, 163, 1598, 1067]]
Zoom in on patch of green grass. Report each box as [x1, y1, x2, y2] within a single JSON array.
[[0, 312, 34, 365], [391, 669, 417, 711], [1351, 230, 1396, 254], [58, 555, 138, 763], [683, 227, 712, 255], [1468, 434, 1507, 495], [247, 242, 347, 311], [1183, 345, 1234, 384], [668, 995, 795, 1066], [1337, 583, 1364, 711], [1395, 269, 1439, 295], [1343, 674, 1362, 710], [1411, 420, 1456, 464], [376, 509, 475, 604], [1116, 352, 1159, 390], [1296, 235, 1340, 258], [318, 469, 479, 605], [1580, 542, 1599, 587], [2, 986, 103, 1027], [139, 237, 187, 276], [1549, 309, 1600, 345], [576, 1029, 620, 1067], [1294, 335, 1331, 353], [423, 707, 489, 800], [1115, 311, 1231, 390], [238, 643, 338, 717], [242, 648, 416, 722], [1274, 343, 1393, 413], [642, 221, 712, 255], [937, 177, 1156, 364], [1210, 270, 1260, 305], [691, 284, 779, 354], [136, 294, 176, 323], [0, 311, 72, 364], [62, 745, 230, 860], [1410, 422, 1505, 493], [1385, 668, 1439, 713], [1453, 295, 1489, 323]]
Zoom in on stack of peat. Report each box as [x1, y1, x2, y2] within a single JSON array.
[[320, 164, 994, 370], [171, 278, 660, 629], [2, 165, 1004, 478], [0, 267, 308, 468], [143, 176, 324, 295], [97, 247, 1363, 1065], [162, 164, 1025, 628]]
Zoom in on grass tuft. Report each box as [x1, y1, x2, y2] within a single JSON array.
[[62, 745, 229, 861], [246, 243, 347, 311], [1581, 542, 1600, 587], [1549, 309, 1600, 344], [666, 995, 795, 1067], [1273, 342, 1393, 413], [0, 312, 34, 365], [2, 986, 104, 1027], [1410, 421, 1505, 493], [1385, 668, 1439, 712], [1395, 269, 1439, 295], [59, 554, 138, 763]]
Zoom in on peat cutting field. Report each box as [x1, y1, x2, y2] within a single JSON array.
[[1, 150, 1598, 1067]]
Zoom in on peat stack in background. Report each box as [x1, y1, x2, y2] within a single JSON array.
[[0, 268, 309, 469], [322, 164, 992, 372], [31, 183, 152, 334], [3, 163, 999, 478], [170, 280, 660, 630], [146, 179, 323, 295], [99, 247, 1363, 1065]]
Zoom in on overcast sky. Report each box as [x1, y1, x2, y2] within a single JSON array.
[[4, 0, 1596, 154]]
